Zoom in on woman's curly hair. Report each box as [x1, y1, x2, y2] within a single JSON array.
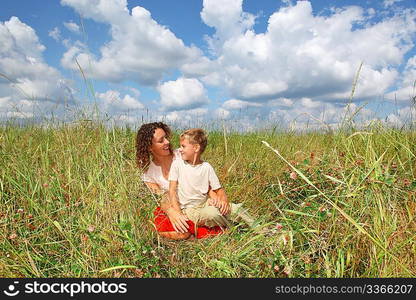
[[135, 122, 172, 170]]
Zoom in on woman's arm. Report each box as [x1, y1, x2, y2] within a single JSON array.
[[144, 182, 190, 239], [168, 180, 182, 212], [144, 181, 190, 239], [168, 180, 189, 233], [144, 181, 180, 217], [144, 182, 164, 195]]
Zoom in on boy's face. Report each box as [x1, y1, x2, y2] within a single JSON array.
[[179, 137, 200, 162]]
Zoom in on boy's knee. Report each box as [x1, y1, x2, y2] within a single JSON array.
[[199, 206, 228, 227], [202, 206, 221, 220]]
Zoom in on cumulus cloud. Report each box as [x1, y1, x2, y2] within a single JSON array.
[[48, 27, 62, 41], [55, 0, 416, 128], [201, 0, 256, 51], [165, 107, 208, 121], [156, 107, 210, 129], [63, 21, 81, 34], [222, 99, 262, 110], [268, 98, 294, 108], [386, 106, 416, 126], [267, 99, 377, 131], [127, 87, 141, 98], [60, 0, 202, 85], [385, 55, 416, 104], [96, 90, 144, 112], [4, 0, 411, 129], [383, 0, 404, 8], [184, 0, 416, 106], [0, 17, 74, 119], [214, 107, 230, 120], [158, 77, 209, 111]]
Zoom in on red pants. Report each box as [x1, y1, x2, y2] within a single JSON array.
[[153, 207, 224, 239]]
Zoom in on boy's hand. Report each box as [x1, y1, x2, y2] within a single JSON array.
[[208, 196, 231, 216], [166, 208, 189, 233]]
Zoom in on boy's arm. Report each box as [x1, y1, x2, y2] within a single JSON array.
[[208, 187, 217, 199], [206, 163, 230, 215], [168, 180, 189, 233]]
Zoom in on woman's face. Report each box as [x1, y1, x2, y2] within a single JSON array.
[[150, 128, 171, 157]]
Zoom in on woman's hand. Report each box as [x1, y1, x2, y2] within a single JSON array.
[[166, 207, 190, 233]]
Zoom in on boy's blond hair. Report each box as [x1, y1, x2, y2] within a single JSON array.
[[180, 128, 208, 153]]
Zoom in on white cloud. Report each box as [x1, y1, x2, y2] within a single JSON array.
[[188, 1, 416, 105], [48, 27, 61, 41], [222, 99, 262, 110], [127, 87, 141, 98], [385, 55, 416, 103], [61, 0, 202, 85], [162, 108, 209, 128], [181, 56, 222, 86], [0, 17, 74, 119], [201, 0, 256, 50], [166, 107, 208, 120], [383, 0, 404, 8], [6, 111, 34, 119], [214, 107, 230, 120], [1, 16, 45, 60], [268, 98, 294, 108], [386, 106, 416, 126], [55, 0, 416, 129], [158, 77, 209, 111], [61, 0, 129, 24], [96, 90, 144, 112], [300, 97, 322, 109], [64, 21, 81, 34], [266, 100, 377, 131]]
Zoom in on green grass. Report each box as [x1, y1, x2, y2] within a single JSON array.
[[0, 121, 415, 277]]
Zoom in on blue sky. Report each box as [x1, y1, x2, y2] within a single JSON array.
[[1, 0, 416, 130]]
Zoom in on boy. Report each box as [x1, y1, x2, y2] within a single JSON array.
[[168, 128, 254, 232]]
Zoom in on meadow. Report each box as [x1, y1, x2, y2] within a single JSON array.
[[0, 119, 415, 277]]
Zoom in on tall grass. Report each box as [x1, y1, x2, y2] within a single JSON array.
[[0, 120, 415, 277]]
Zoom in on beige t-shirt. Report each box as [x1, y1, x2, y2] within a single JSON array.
[[168, 159, 221, 209]]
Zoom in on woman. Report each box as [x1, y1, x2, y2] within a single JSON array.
[[136, 122, 228, 240]]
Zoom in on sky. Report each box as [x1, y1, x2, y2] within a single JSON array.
[[1, 0, 416, 130]]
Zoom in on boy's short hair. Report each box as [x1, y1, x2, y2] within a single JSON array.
[[180, 128, 208, 153]]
